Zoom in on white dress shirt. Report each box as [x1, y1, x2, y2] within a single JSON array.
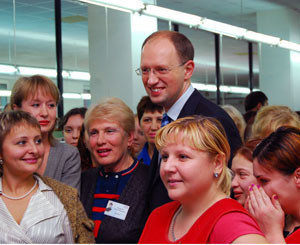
[[0, 175, 74, 244]]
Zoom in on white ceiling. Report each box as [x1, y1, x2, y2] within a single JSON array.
[[0, 0, 299, 88]]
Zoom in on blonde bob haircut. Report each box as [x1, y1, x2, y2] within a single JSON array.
[[155, 115, 231, 196], [251, 105, 300, 139], [84, 97, 135, 136], [10, 75, 60, 146]]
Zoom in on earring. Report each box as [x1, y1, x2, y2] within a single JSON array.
[[214, 172, 219, 178], [0, 159, 3, 165]]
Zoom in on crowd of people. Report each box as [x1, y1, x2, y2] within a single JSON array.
[[1, 30, 300, 244]]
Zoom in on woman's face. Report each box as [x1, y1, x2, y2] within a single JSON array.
[[132, 117, 146, 155], [253, 159, 296, 214], [0, 124, 44, 178], [63, 114, 84, 147], [160, 135, 218, 204], [140, 110, 163, 144], [231, 154, 258, 206], [86, 119, 133, 172], [18, 89, 57, 136]]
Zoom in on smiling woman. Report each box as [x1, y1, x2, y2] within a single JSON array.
[[10, 75, 81, 192], [80, 97, 149, 243], [0, 110, 94, 243]]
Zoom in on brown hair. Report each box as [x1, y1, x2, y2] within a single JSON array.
[[10, 75, 60, 146], [0, 111, 41, 175], [253, 126, 300, 175], [137, 96, 163, 123], [235, 138, 262, 162], [142, 30, 194, 64], [155, 115, 231, 195]]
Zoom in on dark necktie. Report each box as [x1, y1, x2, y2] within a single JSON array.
[[161, 113, 171, 127]]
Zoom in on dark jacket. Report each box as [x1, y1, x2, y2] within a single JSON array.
[[80, 162, 149, 243], [146, 89, 242, 213]]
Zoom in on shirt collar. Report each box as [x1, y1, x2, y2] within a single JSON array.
[[166, 85, 194, 121]]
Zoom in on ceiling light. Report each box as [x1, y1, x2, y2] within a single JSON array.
[[18, 66, 57, 77], [0, 64, 17, 74], [62, 93, 82, 99], [192, 83, 251, 94], [69, 71, 90, 80], [0, 90, 11, 96], [142, 5, 202, 26], [200, 19, 247, 39], [243, 31, 280, 46], [79, 0, 144, 13], [279, 40, 300, 52]]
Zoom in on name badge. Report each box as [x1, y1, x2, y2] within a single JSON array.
[[104, 200, 130, 220]]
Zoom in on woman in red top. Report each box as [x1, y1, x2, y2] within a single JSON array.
[[139, 116, 266, 244], [247, 126, 300, 243]]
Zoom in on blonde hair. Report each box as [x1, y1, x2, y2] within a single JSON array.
[[10, 75, 60, 146], [251, 105, 300, 139], [222, 104, 246, 141], [155, 115, 231, 196], [84, 97, 135, 136]]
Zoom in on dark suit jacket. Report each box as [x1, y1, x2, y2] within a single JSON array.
[[146, 89, 242, 213], [80, 162, 149, 244]]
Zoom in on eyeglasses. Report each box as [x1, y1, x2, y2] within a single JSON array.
[[135, 61, 188, 77]]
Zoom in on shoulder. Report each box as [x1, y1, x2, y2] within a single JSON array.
[[53, 141, 79, 153], [209, 211, 263, 243], [40, 175, 78, 198]]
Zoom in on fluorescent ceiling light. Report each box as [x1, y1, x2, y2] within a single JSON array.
[[0, 90, 11, 96], [200, 19, 246, 38], [18, 66, 57, 77], [279, 40, 300, 52], [143, 5, 201, 26], [79, 0, 144, 13], [0, 64, 17, 74], [243, 31, 280, 46], [192, 83, 250, 94], [62, 93, 82, 99], [69, 71, 90, 81]]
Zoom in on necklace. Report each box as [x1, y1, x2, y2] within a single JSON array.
[[1, 180, 38, 200], [171, 205, 183, 242]]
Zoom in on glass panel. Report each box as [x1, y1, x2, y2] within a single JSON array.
[[179, 25, 216, 102], [61, 0, 90, 113], [221, 36, 249, 113]]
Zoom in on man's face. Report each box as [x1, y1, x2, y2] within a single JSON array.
[[140, 38, 193, 111]]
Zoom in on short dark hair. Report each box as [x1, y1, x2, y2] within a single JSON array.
[[137, 96, 163, 123], [59, 107, 87, 130], [253, 126, 300, 175], [244, 91, 268, 112], [142, 30, 194, 63]]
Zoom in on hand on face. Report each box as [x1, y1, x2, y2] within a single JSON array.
[[246, 184, 285, 243]]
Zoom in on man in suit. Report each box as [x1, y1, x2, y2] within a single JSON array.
[[138, 30, 242, 213]]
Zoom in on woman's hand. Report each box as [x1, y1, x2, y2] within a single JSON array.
[[246, 184, 286, 243]]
